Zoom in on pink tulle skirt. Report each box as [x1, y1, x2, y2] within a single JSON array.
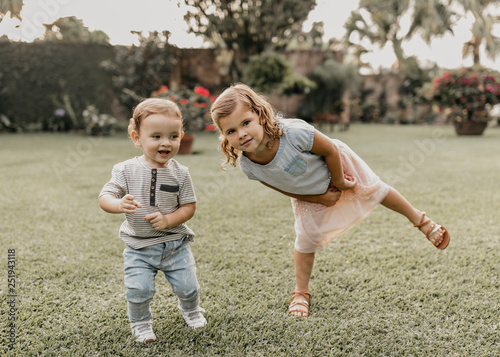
[[292, 139, 390, 253]]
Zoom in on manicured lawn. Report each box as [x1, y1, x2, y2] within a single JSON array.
[[1, 124, 499, 356]]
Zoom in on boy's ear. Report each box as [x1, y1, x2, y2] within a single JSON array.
[[130, 130, 142, 147], [181, 131, 185, 140]]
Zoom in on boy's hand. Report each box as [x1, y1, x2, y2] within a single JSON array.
[[318, 187, 342, 207], [119, 194, 142, 213], [144, 212, 168, 230]]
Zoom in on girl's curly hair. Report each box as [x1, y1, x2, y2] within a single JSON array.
[[210, 83, 283, 167]]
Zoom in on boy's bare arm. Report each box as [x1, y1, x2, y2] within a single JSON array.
[[99, 193, 142, 214], [144, 202, 196, 230]]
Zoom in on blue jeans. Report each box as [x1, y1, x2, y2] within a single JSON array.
[[123, 238, 200, 323]]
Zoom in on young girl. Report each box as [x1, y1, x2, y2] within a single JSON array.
[[99, 98, 206, 343], [211, 84, 450, 318]]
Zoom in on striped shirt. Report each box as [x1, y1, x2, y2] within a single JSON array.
[[99, 156, 196, 249]]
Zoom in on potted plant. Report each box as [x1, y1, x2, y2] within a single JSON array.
[[152, 85, 217, 154], [431, 67, 500, 135]]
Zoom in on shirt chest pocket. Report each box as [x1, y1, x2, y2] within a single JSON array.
[[157, 184, 180, 208], [284, 155, 307, 176]]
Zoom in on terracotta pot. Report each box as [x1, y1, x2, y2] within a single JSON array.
[[178, 134, 195, 155], [454, 121, 487, 136]]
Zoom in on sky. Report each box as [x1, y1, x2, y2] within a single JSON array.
[[1, 0, 499, 72]]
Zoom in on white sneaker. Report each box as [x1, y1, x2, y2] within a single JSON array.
[[130, 320, 156, 343], [181, 307, 207, 328]]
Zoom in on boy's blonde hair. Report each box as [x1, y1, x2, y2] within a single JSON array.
[[128, 98, 183, 136], [210, 83, 282, 167]]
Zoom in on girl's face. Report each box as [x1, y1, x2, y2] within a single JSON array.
[[218, 102, 269, 154], [131, 113, 183, 168]]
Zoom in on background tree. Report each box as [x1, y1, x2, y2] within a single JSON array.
[[0, 0, 23, 23], [398, 56, 440, 123], [344, 0, 454, 69], [183, 0, 316, 80], [285, 21, 325, 50], [406, 0, 455, 44], [344, 0, 411, 66], [297, 54, 362, 121], [41, 17, 110, 44], [242, 50, 316, 95], [102, 30, 180, 111], [456, 0, 500, 65]]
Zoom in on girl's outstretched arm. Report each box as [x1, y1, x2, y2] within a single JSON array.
[[260, 182, 341, 207], [310, 131, 356, 191]]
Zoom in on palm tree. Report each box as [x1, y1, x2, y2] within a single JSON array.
[[344, 0, 410, 64], [457, 0, 500, 65], [406, 0, 455, 43], [409, 0, 500, 66], [344, 0, 455, 67], [0, 0, 23, 23]]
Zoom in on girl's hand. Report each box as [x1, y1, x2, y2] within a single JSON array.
[[333, 175, 357, 191], [317, 187, 342, 207], [144, 212, 168, 230], [119, 194, 142, 213]]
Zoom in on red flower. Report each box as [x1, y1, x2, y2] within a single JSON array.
[[180, 99, 189, 105], [194, 86, 210, 97], [159, 85, 168, 93]]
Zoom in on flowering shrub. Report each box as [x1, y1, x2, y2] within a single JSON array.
[[152, 85, 217, 132], [82, 105, 117, 136], [432, 67, 500, 122]]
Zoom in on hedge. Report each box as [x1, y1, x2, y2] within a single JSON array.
[[0, 42, 117, 130]]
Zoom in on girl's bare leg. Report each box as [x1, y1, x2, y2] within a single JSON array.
[[291, 249, 315, 317], [381, 187, 444, 245]]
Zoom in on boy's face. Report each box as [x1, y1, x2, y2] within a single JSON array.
[[131, 114, 183, 168]]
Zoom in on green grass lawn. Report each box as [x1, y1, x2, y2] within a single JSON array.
[[1, 124, 499, 356]]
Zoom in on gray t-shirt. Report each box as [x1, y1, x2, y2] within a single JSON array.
[[239, 119, 330, 195], [99, 157, 196, 249]]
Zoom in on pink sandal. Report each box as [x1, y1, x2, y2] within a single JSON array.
[[413, 212, 450, 249], [288, 290, 311, 317]]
